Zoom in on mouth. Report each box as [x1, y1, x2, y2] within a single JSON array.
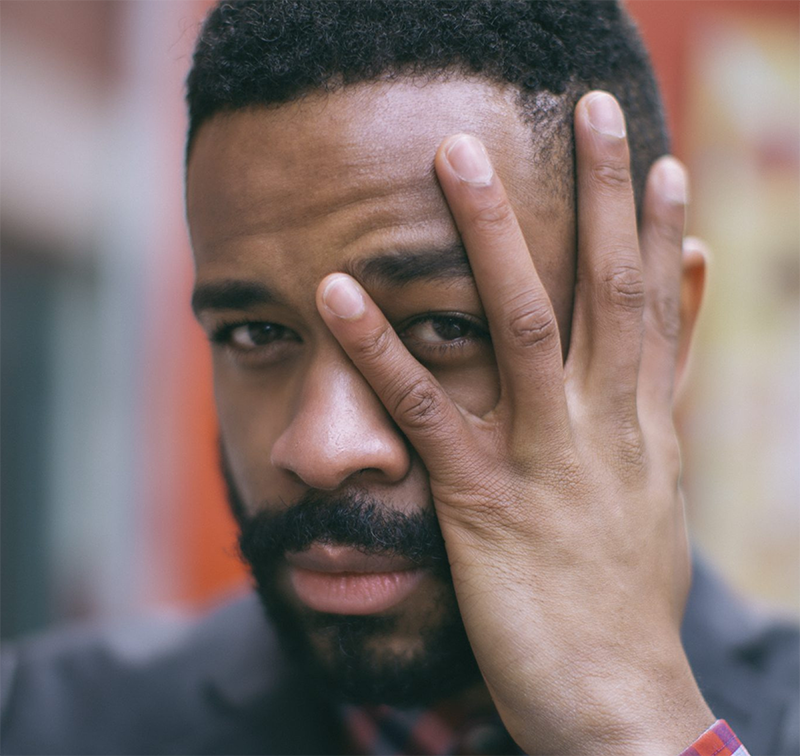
[[285, 543, 427, 615]]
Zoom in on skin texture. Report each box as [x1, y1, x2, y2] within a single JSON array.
[[187, 78, 712, 754]]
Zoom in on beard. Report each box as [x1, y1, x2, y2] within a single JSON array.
[[221, 454, 482, 707]]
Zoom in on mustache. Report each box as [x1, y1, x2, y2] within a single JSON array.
[[237, 489, 450, 571]]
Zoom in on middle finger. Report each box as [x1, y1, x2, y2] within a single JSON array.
[[568, 91, 644, 424], [434, 134, 569, 438]]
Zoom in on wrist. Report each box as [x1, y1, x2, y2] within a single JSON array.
[[574, 649, 714, 756], [503, 640, 713, 755]]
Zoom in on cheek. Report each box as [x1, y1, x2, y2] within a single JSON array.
[[212, 359, 294, 500], [432, 354, 500, 416]]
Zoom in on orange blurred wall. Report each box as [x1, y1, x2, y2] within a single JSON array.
[[627, 0, 798, 160], [160, 147, 248, 607]]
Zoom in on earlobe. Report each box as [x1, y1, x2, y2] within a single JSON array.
[[675, 236, 708, 392]]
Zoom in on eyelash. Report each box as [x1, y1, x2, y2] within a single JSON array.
[[398, 312, 489, 356], [208, 312, 489, 365], [210, 319, 298, 347], [210, 320, 270, 344]]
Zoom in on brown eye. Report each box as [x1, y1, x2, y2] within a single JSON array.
[[208, 320, 302, 368], [430, 317, 470, 341], [230, 322, 280, 347], [218, 322, 300, 351], [400, 314, 487, 348]]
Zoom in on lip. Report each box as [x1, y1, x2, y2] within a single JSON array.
[[286, 544, 425, 615], [286, 543, 419, 574]]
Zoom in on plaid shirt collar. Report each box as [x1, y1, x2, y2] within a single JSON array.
[[342, 707, 750, 756], [341, 702, 523, 756]]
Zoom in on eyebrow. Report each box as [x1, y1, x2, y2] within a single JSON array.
[[191, 280, 284, 317], [191, 244, 474, 317], [347, 244, 473, 287]]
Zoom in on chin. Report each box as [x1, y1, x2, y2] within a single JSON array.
[[260, 571, 483, 706], [230, 482, 480, 705]]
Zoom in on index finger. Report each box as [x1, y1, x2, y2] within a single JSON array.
[[316, 272, 474, 484]]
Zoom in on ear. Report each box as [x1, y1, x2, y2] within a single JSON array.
[[675, 236, 708, 393]]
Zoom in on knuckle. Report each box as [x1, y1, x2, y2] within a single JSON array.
[[388, 378, 443, 432], [614, 421, 647, 476], [647, 290, 680, 342], [650, 212, 684, 249], [506, 298, 559, 351], [469, 196, 515, 233], [590, 159, 632, 192], [602, 261, 645, 312], [352, 322, 395, 364]]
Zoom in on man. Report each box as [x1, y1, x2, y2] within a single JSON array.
[[2, 2, 798, 754]]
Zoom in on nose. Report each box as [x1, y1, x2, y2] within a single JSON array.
[[270, 353, 411, 490]]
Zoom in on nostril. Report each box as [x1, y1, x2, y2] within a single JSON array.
[[285, 469, 307, 487], [269, 370, 412, 488]]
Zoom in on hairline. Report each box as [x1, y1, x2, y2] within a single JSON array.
[[185, 67, 577, 206]]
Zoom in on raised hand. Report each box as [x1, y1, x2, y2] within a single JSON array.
[[316, 91, 712, 755]]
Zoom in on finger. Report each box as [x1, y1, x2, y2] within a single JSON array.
[[637, 156, 688, 421], [568, 92, 643, 422], [433, 133, 568, 436], [316, 272, 472, 479]]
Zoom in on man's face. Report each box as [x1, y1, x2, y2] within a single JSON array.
[[187, 78, 576, 703]]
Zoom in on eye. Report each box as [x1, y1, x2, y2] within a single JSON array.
[[210, 320, 301, 365], [399, 313, 489, 359], [228, 322, 292, 348]]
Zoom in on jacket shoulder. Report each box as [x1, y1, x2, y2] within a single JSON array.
[[0, 592, 337, 755], [683, 557, 800, 755]]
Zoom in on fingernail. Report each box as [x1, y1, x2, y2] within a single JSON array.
[[322, 275, 365, 320], [445, 135, 494, 185], [586, 92, 626, 139], [657, 156, 688, 206]]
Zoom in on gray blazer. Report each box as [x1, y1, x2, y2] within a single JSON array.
[[2, 557, 798, 755]]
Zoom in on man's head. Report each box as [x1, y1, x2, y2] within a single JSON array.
[[186, 1, 669, 705]]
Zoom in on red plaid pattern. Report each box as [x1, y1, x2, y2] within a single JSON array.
[[345, 706, 750, 756], [680, 720, 750, 756], [342, 703, 521, 755]]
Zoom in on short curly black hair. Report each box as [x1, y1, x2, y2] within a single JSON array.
[[186, 0, 668, 208]]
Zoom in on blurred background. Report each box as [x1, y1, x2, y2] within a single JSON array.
[[1, 0, 798, 641]]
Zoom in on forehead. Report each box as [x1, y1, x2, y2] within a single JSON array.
[[186, 77, 568, 292]]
